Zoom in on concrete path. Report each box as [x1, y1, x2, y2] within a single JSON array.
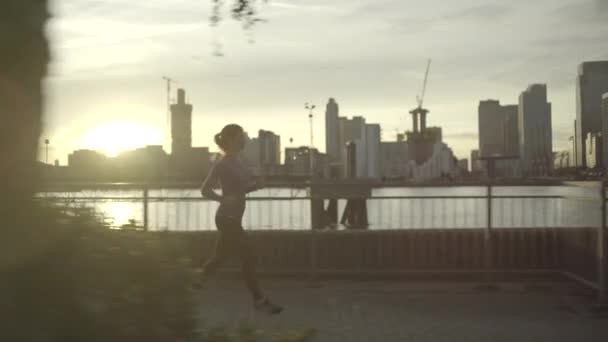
[[195, 279, 608, 341]]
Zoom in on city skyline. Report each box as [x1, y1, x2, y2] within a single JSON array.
[[43, 0, 608, 163]]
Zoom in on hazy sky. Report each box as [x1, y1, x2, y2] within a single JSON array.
[[44, 0, 608, 163]]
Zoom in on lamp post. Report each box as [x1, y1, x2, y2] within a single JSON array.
[[305, 103, 316, 177], [44, 138, 49, 164]]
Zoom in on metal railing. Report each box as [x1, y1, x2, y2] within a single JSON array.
[[36, 182, 607, 308], [38, 187, 568, 231]]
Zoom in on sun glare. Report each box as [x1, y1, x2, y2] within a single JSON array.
[[80, 121, 163, 157]]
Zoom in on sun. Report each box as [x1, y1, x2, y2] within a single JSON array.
[[80, 121, 163, 157]]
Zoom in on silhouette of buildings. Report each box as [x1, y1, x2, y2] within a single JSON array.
[[586, 132, 602, 169], [168, 89, 210, 179], [477, 100, 520, 177], [324, 98, 382, 179], [364, 124, 381, 178], [68, 149, 110, 180], [470, 150, 482, 173], [457, 159, 469, 172], [575, 61, 608, 167], [325, 98, 340, 162], [478, 100, 506, 156], [171, 89, 192, 156], [518, 84, 552, 176], [380, 134, 409, 179], [241, 130, 281, 175], [114, 145, 169, 180], [241, 132, 260, 172], [284, 147, 328, 177], [259, 130, 281, 172], [404, 105, 457, 180]]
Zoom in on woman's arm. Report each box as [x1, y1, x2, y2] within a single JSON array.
[[246, 177, 265, 193], [200, 164, 223, 202]]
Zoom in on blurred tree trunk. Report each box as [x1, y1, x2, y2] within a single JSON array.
[[0, 0, 48, 219], [0, 0, 49, 308]]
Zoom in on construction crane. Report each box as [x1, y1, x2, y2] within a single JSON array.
[[162, 76, 177, 152], [409, 59, 432, 133]]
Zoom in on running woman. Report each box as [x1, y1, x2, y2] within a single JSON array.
[[197, 123, 282, 314]]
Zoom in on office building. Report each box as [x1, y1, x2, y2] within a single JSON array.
[[339, 116, 381, 179], [325, 98, 340, 162], [478, 100, 505, 157], [259, 130, 281, 167], [380, 135, 409, 178], [241, 133, 260, 172], [502, 105, 519, 156], [470, 150, 482, 173], [170, 89, 193, 156], [457, 159, 469, 172], [284, 147, 328, 177], [518, 84, 552, 176], [576, 61, 608, 167], [365, 124, 381, 178]]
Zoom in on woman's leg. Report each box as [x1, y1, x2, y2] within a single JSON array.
[[215, 216, 263, 300], [202, 219, 231, 276], [233, 227, 264, 301]]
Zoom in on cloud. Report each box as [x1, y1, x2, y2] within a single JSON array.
[[440, 3, 512, 21]]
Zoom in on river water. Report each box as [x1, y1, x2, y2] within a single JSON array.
[[39, 185, 603, 231]]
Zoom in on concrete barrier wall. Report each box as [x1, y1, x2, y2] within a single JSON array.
[[559, 228, 607, 285], [118, 228, 600, 277]]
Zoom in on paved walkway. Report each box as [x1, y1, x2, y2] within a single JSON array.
[[195, 279, 608, 341]]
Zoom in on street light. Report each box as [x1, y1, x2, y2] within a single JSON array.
[[305, 103, 316, 177], [44, 138, 49, 164]]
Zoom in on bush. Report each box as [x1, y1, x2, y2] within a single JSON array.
[[0, 202, 313, 341]]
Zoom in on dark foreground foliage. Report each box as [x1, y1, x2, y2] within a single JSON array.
[[0, 204, 314, 341]]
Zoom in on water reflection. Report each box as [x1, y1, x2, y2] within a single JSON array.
[[99, 201, 138, 228]]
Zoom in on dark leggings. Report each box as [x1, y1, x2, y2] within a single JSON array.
[[203, 215, 263, 300]]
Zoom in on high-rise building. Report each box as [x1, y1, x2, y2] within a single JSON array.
[[365, 124, 381, 178], [241, 133, 260, 172], [502, 105, 519, 156], [602, 93, 608, 168], [325, 98, 340, 161], [470, 149, 482, 173], [457, 159, 469, 172], [518, 84, 552, 176], [170, 89, 193, 156], [478, 100, 505, 157], [258, 130, 281, 166], [575, 61, 608, 167], [380, 138, 409, 178], [335, 114, 381, 178], [240, 130, 281, 175]]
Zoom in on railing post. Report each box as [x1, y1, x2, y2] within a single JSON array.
[[476, 182, 498, 291], [486, 183, 493, 282], [308, 184, 321, 287], [597, 180, 607, 308], [143, 186, 149, 232]]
